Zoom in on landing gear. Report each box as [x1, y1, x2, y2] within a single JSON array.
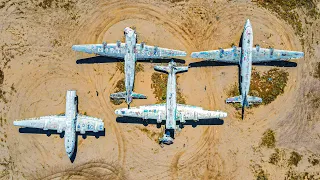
[[159, 130, 174, 147]]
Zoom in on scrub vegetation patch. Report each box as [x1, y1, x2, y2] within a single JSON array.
[[151, 72, 185, 104], [255, 0, 319, 36], [227, 68, 289, 109], [110, 78, 125, 105]]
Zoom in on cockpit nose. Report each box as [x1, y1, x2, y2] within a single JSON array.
[[124, 27, 133, 35], [245, 19, 251, 28], [66, 148, 73, 158]]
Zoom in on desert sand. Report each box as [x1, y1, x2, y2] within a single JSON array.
[[0, 0, 319, 179]]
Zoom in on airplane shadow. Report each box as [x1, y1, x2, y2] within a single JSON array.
[[76, 56, 186, 64], [18, 128, 106, 163], [189, 60, 297, 68], [116, 116, 224, 128], [138, 58, 186, 64], [76, 56, 122, 64], [18, 128, 106, 138], [253, 61, 297, 67], [189, 61, 236, 68]]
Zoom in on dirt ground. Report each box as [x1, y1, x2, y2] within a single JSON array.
[[0, 0, 320, 179]]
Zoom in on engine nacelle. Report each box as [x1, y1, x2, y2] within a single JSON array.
[[93, 122, 99, 133], [57, 124, 63, 133], [116, 40, 121, 48], [103, 41, 107, 50], [269, 47, 274, 57], [255, 44, 260, 52], [157, 113, 162, 124], [180, 113, 185, 124], [141, 42, 145, 49], [80, 123, 86, 134], [154, 46, 158, 55], [193, 112, 199, 122], [219, 48, 224, 58], [43, 119, 48, 130]]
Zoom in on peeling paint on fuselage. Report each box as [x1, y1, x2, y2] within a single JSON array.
[[124, 27, 137, 104], [166, 63, 177, 130], [65, 90, 77, 158], [240, 19, 253, 106]]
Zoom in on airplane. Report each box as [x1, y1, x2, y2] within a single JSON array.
[[13, 90, 104, 160], [72, 27, 187, 106], [114, 61, 227, 145], [191, 19, 304, 119]]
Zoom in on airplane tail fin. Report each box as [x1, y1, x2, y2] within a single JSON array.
[[131, 92, 147, 99], [110, 91, 126, 99], [154, 61, 188, 74]]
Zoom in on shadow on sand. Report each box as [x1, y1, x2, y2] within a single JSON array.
[[189, 60, 297, 68], [76, 56, 186, 64], [116, 116, 224, 128], [18, 128, 106, 163]]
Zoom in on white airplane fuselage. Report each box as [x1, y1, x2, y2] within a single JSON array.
[[240, 20, 253, 106], [166, 64, 177, 130], [64, 90, 77, 158], [124, 28, 137, 104]]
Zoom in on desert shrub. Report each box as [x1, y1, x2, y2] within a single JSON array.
[[261, 129, 276, 148], [288, 151, 302, 167]]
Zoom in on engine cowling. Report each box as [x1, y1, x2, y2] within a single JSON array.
[[116, 40, 121, 48], [141, 42, 145, 49], [93, 122, 99, 133], [157, 113, 162, 124], [43, 119, 48, 130], [180, 113, 185, 124], [194, 112, 199, 122], [57, 124, 63, 133], [80, 123, 86, 134]]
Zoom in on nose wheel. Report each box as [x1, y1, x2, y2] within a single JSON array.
[[159, 130, 174, 147]]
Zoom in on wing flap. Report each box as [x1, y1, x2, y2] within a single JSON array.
[[176, 104, 227, 120], [136, 44, 186, 59], [191, 47, 241, 63], [252, 47, 304, 63], [13, 115, 66, 130], [76, 114, 104, 132], [72, 43, 126, 58], [115, 104, 166, 120]]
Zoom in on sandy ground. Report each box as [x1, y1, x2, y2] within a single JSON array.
[[0, 0, 320, 179]]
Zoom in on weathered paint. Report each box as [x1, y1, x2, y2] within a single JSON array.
[[13, 90, 104, 160], [72, 27, 187, 106], [114, 61, 227, 144], [191, 19, 304, 110]]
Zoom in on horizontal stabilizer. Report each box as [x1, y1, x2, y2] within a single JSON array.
[[174, 66, 188, 73], [110, 92, 126, 99], [226, 96, 242, 103], [154, 65, 188, 74], [132, 92, 147, 99], [247, 96, 262, 104]]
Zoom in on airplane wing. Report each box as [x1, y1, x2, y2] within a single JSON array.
[[115, 104, 166, 120], [191, 46, 241, 63], [76, 114, 104, 133], [135, 44, 187, 60], [72, 42, 126, 58], [176, 104, 227, 121], [13, 115, 66, 131], [252, 47, 304, 63]]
